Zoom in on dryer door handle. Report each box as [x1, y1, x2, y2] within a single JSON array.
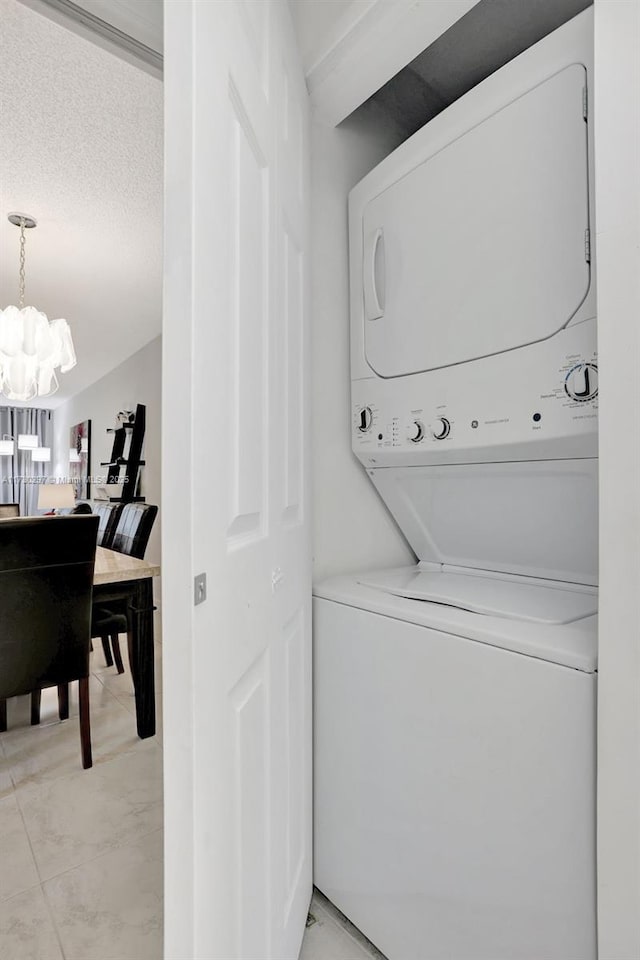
[[363, 227, 385, 321]]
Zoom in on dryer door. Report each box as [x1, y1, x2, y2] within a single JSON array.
[[362, 64, 590, 379]]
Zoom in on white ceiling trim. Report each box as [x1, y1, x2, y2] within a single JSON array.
[[18, 0, 163, 79], [305, 0, 482, 126]]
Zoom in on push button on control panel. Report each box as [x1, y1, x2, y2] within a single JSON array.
[[564, 363, 598, 402], [431, 417, 450, 440]]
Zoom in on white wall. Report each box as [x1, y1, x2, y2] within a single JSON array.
[[594, 2, 640, 955], [53, 335, 162, 564], [289, 0, 372, 73], [311, 105, 414, 583]]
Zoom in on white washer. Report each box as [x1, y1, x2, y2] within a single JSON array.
[[313, 570, 597, 960]]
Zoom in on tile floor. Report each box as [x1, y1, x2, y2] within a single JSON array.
[[302, 892, 386, 960], [0, 635, 164, 960], [0, 635, 382, 960]]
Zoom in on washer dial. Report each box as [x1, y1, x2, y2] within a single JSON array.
[[358, 406, 373, 432], [409, 420, 424, 443], [431, 417, 451, 440], [564, 363, 598, 402]]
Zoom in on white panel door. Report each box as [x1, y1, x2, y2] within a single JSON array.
[[163, 2, 311, 958]]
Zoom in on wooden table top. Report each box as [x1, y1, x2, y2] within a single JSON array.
[[94, 547, 161, 586]]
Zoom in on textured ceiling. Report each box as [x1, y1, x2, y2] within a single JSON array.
[[0, 0, 163, 407]]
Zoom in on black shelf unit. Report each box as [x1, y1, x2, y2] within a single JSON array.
[[103, 404, 147, 503]]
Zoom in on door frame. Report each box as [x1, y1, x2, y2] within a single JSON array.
[[593, 1, 640, 956]]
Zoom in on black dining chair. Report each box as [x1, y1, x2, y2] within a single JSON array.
[[0, 503, 20, 518], [110, 502, 158, 559], [92, 501, 123, 548], [0, 515, 99, 769], [93, 503, 158, 674]]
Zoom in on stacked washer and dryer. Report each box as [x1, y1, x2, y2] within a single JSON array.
[[313, 10, 598, 960]]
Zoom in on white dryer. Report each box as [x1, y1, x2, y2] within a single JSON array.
[[314, 9, 598, 960]]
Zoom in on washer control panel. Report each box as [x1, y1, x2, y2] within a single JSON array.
[[352, 320, 598, 465]]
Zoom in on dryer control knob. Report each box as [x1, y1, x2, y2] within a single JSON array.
[[358, 406, 373, 432], [564, 363, 598, 402], [409, 420, 424, 443], [431, 417, 450, 440]]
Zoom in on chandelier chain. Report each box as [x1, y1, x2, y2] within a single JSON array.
[[18, 218, 26, 309]]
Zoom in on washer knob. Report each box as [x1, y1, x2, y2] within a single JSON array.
[[409, 420, 424, 443], [564, 363, 598, 402], [358, 406, 373, 432], [431, 417, 450, 440]]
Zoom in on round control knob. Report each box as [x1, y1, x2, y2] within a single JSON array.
[[565, 363, 598, 402], [409, 420, 424, 443], [358, 406, 373, 432], [431, 417, 450, 440]]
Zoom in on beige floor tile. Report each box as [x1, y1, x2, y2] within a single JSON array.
[[0, 736, 15, 800], [17, 745, 163, 881], [44, 828, 163, 960], [0, 793, 39, 903], [300, 909, 379, 960], [0, 885, 63, 960], [3, 681, 158, 790]]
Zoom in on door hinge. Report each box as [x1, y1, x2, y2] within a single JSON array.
[[582, 86, 588, 120], [584, 228, 591, 263]]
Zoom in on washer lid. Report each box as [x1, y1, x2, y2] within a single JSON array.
[[362, 63, 590, 379], [314, 569, 598, 672], [358, 568, 597, 625]]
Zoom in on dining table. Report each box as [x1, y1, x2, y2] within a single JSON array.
[[93, 546, 160, 739]]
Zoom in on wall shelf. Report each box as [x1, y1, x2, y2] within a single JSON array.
[[104, 404, 147, 503]]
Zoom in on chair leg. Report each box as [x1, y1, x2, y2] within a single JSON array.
[[30, 689, 41, 726], [101, 635, 114, 667], [0, 699, 6, 732], [78, 677, 92, 769], [111, 633, 125, 674], [58, 683, 69, 720]]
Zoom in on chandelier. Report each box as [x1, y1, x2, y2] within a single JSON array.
[[0, 213, 76, 401]]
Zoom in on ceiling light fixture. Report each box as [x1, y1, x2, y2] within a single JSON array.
[[0, 435, 14, 456], [0, 214, 76, 401]]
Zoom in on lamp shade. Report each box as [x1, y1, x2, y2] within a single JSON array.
[[69, 448, 81, 463], [31, 446, 51, 462], [37, 483, 75, 510], [0, 436, 14, 456], [18, 433, 38, 449]]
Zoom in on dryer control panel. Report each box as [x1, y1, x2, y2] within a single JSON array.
[[352, 319, 598, 467]]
